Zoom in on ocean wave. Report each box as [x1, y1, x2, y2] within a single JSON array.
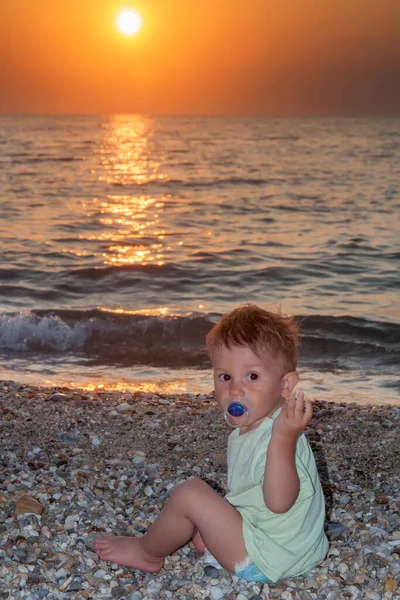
[[0, 309, 211, 368], [110, 176, 282, 189], [299, 315, 400, 377], [0, 310, 398, 377], [0, 311, 89, 353], [2, 156, 83, 164]]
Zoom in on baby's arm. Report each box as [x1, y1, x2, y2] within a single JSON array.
[[263, 391, 312, 514]]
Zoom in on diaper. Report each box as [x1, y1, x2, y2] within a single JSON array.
[[203, 550, 272, 583], [234, 554, 273, 583]]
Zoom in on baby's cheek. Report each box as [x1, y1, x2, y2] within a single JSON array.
[[214, 386, 225, 403], [254, 381, 271, 392]]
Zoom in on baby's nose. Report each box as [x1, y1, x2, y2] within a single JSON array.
[[229, 379, 244, 397]]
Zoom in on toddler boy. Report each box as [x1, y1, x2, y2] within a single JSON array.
[[95, 303, 328, 582]]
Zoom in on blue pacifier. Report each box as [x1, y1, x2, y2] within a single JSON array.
[[224, 402, 249, 428]]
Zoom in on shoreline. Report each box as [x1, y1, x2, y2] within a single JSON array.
[[1, 381, 399, 599]]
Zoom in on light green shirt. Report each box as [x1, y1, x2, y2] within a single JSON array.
[[226, 408, 328, 582]]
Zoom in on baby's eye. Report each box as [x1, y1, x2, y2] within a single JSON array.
[[247, 372, 259, 381], [218, 374, 231, 381]]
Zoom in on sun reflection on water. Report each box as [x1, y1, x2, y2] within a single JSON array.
[[80, 381, 182, 394], [98, 307, 171, 316], [98, 116, 165, 187], [49, 379, 202, 395], [91, 116, 168, 267]]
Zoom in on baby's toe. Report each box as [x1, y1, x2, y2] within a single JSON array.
[[95, 536, 113, 549]]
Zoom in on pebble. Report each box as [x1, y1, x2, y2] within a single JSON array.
[[93, 569, 108, 578], [64, 515, 78, 531], [384, 578, 397, 592], [56, 432, 78, 443], [338, 562, 348, 574], [209, 586, 224, 600], [365, 592, 381, 600], [116, 402, 132, 412], [132, 451, 146, 466], [14, 494, 44, 516], [204, 565, 220, 578], [0, 384, 399, 600], [67, 578, 84, 591], [49, 393, 70, 402], [146, 582, 163, 594], [324, 522, 349, 540]]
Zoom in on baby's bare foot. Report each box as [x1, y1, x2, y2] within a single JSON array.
[[95, 536, 163, 572]]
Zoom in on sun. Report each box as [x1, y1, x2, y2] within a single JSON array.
[[116, 9, 142, 36]]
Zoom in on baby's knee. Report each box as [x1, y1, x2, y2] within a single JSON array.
[[170, 478, 210, 506]]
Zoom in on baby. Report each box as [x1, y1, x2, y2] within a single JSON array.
[[95, 304, 328, 583]]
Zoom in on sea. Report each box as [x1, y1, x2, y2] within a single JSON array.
[[0, 115, 399, 405]]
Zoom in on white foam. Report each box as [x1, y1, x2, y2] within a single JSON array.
[[0, 311, 90, 351]]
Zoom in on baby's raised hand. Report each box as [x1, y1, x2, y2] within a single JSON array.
[[273, 391, 313, 441]]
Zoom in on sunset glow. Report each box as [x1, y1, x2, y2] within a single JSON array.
[[116, 9, 142, 36], [1, 0, 399, 114]]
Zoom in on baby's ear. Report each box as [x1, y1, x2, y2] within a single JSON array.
[[281, 371, 299, 398]]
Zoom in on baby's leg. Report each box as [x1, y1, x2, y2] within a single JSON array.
[[192, 529, 206, 553], [95, 478, 246, 573]]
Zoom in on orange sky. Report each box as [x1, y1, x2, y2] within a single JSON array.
[[1, 0, 399, 115]]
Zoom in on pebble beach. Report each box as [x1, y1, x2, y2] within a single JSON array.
[[1, 381, 399, 600]]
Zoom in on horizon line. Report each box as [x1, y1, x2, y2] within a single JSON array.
[[1, 112, 400, 118]]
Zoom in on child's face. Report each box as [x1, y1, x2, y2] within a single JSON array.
[[212, 343, 298, 432]]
